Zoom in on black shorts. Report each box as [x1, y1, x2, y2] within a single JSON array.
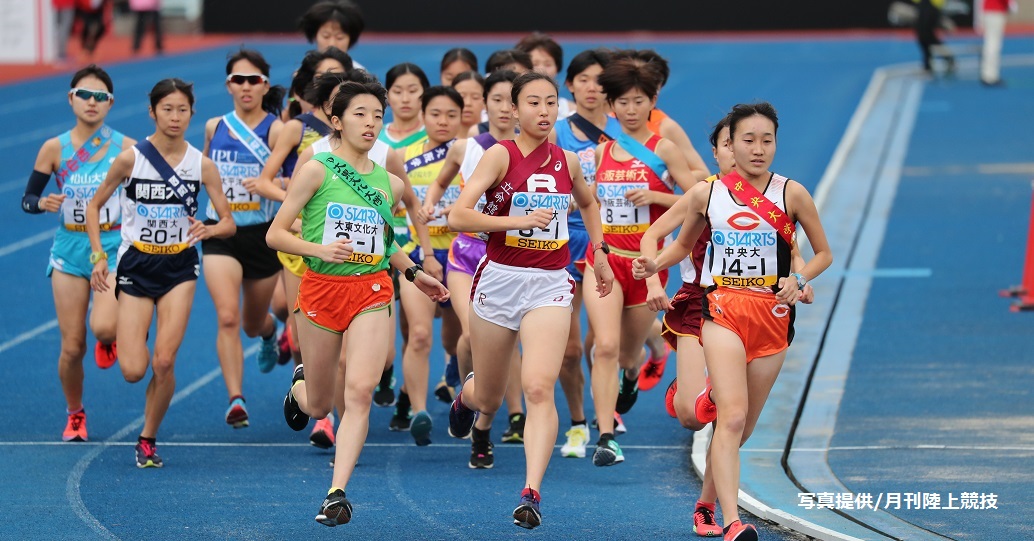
[[201, 221, 280, 280], [116, 246, 199, 299]]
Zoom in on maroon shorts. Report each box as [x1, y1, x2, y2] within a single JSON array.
[[586, 249, 668, 308], [662, 283, 705, 350]]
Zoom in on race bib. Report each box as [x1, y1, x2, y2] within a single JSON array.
[[61, 184, 120, 232], [505, 191, 570, 251], [322, 202, 386, 265], [709, 228, 779, 288], [222, 175, 261, 213], [597, 182, 650, 234], [410, 185, 459, 236], [132, 204, 190, 254]]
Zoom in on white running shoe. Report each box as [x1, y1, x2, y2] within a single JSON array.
[[560, 424, 589, 458]]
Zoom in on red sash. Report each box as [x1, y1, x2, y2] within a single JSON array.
[[720, 170, 795, 246], [482, 140, 550, 217]]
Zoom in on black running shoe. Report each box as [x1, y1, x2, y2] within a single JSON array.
[[315, 489, 352, 527], [433, 376, 455, 403], [373, 366, 396, 407], [284, 364, 309, 431], [448, 374, 477, 439], [615, 369, 639, 414], [389, 390, 412, 431], [513, 488, 542, 529], [501, 413, 525, 443], [469, 430, 494, 469], [135, 439, 163, 468]]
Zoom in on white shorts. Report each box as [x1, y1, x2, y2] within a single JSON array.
[[470, 259, 574, 331]]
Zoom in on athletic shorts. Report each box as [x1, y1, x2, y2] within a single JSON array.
[[585, 249, 668, 308], [408, 245, 451, 308], [701, 287, 795, 363], [566, 225, 589, 282], [662, 283, 706, 351], [48, 230, 119, 279], [115, 246, 199, 299], [277, 250, 308, 278], [201, 221, 280, 280], [446, 234, 487, 276], [470, 259, 575, 331], [295, 269, 393, 334]]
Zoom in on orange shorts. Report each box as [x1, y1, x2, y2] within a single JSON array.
[[662, 283, 705, 351], [701, 287, 795, 363], [295, 269, 393, 334], [586, 250, 668, 308]]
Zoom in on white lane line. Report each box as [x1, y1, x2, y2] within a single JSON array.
[[0, 319, 59, 355], [0, 228, 56, 258], [66, 344, 258, 540]]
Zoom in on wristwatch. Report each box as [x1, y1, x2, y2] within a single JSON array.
[[404, 264, 423, 282], [790, 272, 807, 289], [592, 240, 610, 255], [89, 251, 108, 265]]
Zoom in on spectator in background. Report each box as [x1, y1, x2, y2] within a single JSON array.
[[53, 0, 76, 63], [912, 0, 955, 75], [129, 0, 162, 55], [76, 0, 109, 59], [980, 0, 1014, 86]]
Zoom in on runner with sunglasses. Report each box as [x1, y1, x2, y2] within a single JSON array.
[[200, 49, 287, 429], [86, 78, 236, 468], [22, 65, 135, 442]]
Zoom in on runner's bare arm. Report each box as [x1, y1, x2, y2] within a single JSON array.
[[569, 150, 614, 297], [86, 148, 134, 292], [449, 145, 551, 233], [659, 117, 710, 181], [784, 180, 832, 286], [190, 157, 236, 242], [420, 138, 465, 221], [25, 138, 62, 213], [246, 118, 301, 202], [202, 117, 220, 156], [266, 159, 351, 263], [633, 181, 709, 279]]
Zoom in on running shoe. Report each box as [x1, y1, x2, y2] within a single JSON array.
[[62, 410, 87, 442], [315, 489, 352, 527], [373, 366, 396, 407], [638, 343, 671, 391], [560, 424, 589, 458], [433, 376, 455, 403], [224, 396, 249, 428], [448, 373, 477, 439], [410, 410, 433, 446], [615, 369, 639, 414], [94, 341, 117, 370], [444, 354, 461, 388], [513, 488, 542, 529], [310, 415, 335, 449], [723, 520, 758, 541], [665, 378, 679, 418], [257, 320, 279, 374], [469, 433, 494, 469], [501, 413, 525, 443], [695, 381, 717, 425], [590, 413, 627, 436], [389, 392, 412, 431], [592, 435, 624, 467], [277, 325, 293, 365], [135, 439, 163, 468], [694, 502, 723, 537], [284, 364, 309, 431]]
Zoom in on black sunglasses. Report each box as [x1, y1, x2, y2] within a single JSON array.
[[226, 73, 268, 85], [69, 88, 113, 102]]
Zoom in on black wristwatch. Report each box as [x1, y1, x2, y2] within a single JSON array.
[[592, 240, 610, 255], [404, 264, 423, 282]]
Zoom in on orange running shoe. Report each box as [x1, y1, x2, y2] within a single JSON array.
[[693, 501, 722, 537], [723, 520, 758, 541], [664, 379, 678, 418], [638, 343, 671, 391], [95, 341, 117, 370], [310, 416, 335, 449], [63, 410, 87, 442], [695, 381, 717, 424]]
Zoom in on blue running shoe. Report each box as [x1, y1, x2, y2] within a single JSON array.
[[444, 354, 461, 388], [448, 373, 477, 439], [225, 396, 249, 428], [257, 319, 278, 374], [410, 410, 432, 446], [513, 488, 542, 529]]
